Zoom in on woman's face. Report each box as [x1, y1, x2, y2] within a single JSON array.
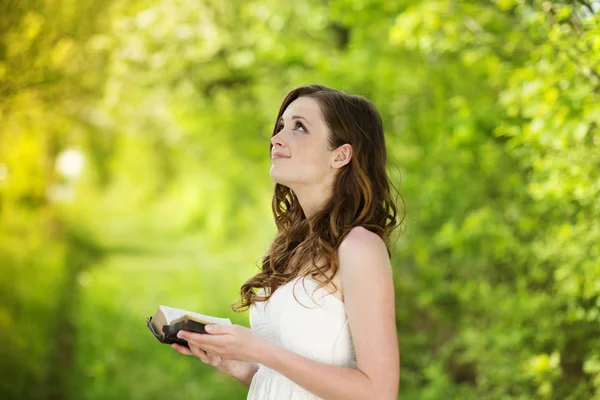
[[270, 96, 335, 188]]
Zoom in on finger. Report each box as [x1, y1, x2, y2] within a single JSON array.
[[204, 352, 219, 366], [172, 343, 193, 355], [177, 331, 206, 343], [190, 343, 222, 356], [204, 324, 233, 335], [178, 331, 226, 347], [207, 352, 222, 367], [188, 344, 210, 363]]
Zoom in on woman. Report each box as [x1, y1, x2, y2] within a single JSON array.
[[173, 84, 401, 399]]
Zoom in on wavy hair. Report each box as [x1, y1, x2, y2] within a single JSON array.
[[233, 84, 403, 311]]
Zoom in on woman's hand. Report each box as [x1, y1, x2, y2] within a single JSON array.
[[176, 324, 272, 364], [172, 341, 254, 382]]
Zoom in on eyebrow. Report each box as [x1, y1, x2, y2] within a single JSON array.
[[278, 115, 314, 128]]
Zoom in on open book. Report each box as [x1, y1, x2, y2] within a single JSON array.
[[147, 305, 232, 348]]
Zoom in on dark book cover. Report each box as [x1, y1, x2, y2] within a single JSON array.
[[147, 316, 208, 348]]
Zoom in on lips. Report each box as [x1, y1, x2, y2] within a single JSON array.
[[271, 152, 289, 159]]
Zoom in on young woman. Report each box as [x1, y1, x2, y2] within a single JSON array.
[[173, 84, 401, 399]]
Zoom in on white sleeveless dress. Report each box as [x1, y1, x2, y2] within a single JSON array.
[[247, 276, 357, 400]]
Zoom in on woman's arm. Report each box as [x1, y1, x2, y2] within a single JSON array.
[[233, 361, 260, 387], [259, 343, 390, 400], [177, 227, 399, 399], [259, 226, 399, 400]]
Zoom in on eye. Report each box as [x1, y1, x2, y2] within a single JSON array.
[[276, 121, 307, 133], [294, 121, 306, 132]]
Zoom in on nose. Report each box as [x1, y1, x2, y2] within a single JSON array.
[[271, 130, 286, 148]]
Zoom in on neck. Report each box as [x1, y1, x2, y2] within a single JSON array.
[[291, 181, 332, 219]]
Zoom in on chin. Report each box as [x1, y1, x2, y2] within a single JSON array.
[[269, 170, 288, 186], [269, 167, 295, 188]]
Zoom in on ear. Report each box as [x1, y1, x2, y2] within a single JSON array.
[[331, 144, 352, 169]]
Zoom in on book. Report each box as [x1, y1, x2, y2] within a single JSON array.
[[147, 305, 232, 348]]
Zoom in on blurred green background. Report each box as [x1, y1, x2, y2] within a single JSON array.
[[1, 0, 599, 399]]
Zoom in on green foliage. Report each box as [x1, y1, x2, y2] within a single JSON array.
[[1, 0, 598, 399]]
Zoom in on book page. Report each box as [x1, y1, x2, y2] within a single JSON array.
[[159, 305, 232, 325]]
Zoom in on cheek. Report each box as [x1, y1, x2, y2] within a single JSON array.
[[294, 138, 330, 164]]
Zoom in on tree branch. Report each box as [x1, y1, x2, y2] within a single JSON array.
[[576, 0, 595, 15]]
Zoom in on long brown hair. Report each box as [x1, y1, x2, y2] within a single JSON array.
[[233, 84, 403, 311]]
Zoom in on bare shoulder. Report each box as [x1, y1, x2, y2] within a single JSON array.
[[338, 226, 389, 265], [337, 226, 392, 293], [326, 227, 390, 301]]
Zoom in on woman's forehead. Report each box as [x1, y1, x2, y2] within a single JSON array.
[[282, 96, 322, 119]]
